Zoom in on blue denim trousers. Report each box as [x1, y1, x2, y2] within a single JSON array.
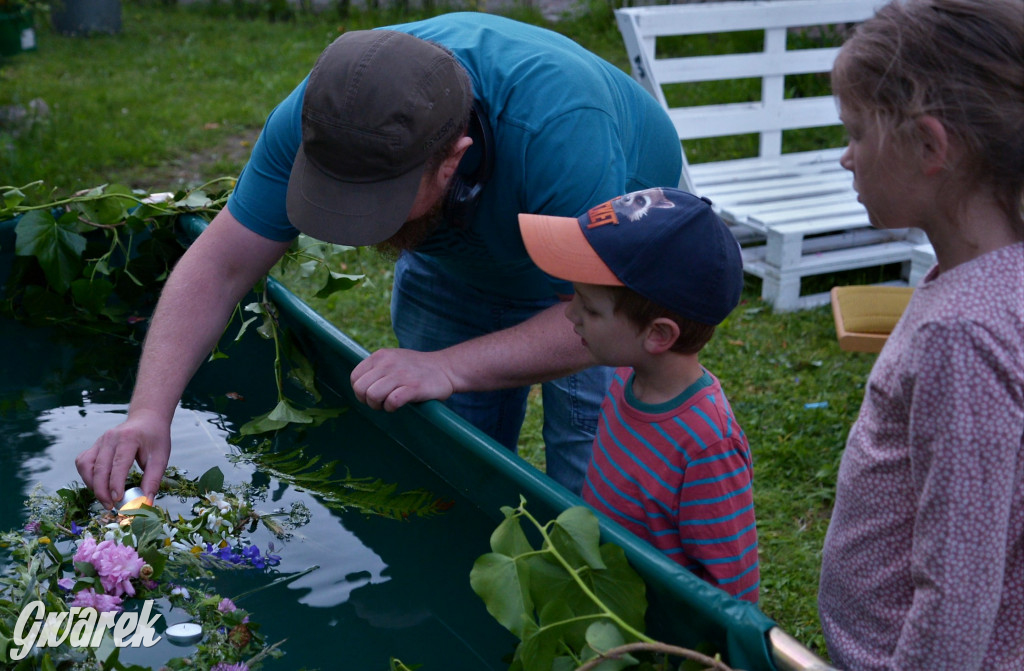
[[390, 252, 613, 495]]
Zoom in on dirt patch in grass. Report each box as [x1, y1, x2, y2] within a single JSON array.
[[129, 127, 261, 193]]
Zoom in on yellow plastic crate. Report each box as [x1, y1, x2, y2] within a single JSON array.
[[830, 286, 914, 353]]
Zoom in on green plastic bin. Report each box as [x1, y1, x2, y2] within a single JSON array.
[[0, 9, 36, 57]]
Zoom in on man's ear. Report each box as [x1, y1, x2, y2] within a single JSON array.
[[644, 317, 680, 354], [433, 135, 474, 189], [916, 115, 949, 177]]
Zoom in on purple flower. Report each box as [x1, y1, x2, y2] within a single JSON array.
[[210, 663, 248, 671], [23, 521, 41, 534], [217, 597, 237, 613], [57, 578, 75, 591], [203, 543, 278, 568], [70, 588, 123, 612], [70, 521, 83, 536]]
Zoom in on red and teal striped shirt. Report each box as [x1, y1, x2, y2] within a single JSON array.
[[583, 367, 759, 602]]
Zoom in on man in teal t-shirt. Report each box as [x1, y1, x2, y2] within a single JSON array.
[[76, 12, 682, 504]]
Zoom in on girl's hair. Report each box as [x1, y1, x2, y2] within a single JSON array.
[[609, 286, 717, 355], [832, 0, 1024, 226]]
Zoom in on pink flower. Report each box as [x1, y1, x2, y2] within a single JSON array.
[[73, 537, 145, 598], [70, 588, 123, 612], [57, 578, 75, 591], [210, 664, 248, 671], [73, 536, 99, 564], [92, 540, 145, 597], [217, 598, 237, 613]]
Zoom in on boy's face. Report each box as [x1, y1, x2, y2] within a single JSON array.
[[564, 283, 645, 367]]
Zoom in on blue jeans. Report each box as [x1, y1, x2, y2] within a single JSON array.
[[390, 252, 613, 495]]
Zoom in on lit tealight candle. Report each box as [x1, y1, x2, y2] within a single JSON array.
[[116, 487, 153, 512], [165, 622, 203, 646]]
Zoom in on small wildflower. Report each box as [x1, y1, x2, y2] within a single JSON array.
[[217, 597, 237, 613], [38, 536, 51, 545], [211, 664, 248, 671], [170, 586, 191, 600], [204, 492, 233, 514], [23, 521, 41, 534]]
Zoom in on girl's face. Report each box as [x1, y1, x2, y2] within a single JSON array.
[[564, 283, 645, 367], [839, 105, 920, 230]]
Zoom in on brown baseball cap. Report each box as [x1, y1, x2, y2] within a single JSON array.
[[286, 30, 471, 246]]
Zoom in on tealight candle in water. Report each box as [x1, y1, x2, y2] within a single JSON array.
[[116, 487, 153, 512], [165, 622, 203, 646]]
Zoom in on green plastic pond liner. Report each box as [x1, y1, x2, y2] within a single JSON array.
[[174, 215, 781, 670]]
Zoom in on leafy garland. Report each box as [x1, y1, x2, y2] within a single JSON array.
[[471, 498, 737, 671], [0, 180, 363, 436], [0, 467, 293, 670]]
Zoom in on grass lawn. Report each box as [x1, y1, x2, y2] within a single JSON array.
[[1, 1, 886, 659]]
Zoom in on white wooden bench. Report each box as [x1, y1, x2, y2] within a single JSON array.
[[616, 0, 927, 311]]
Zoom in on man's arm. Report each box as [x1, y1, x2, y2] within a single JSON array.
[[350, 301, 594, 411], [76, 208, 292, 507]]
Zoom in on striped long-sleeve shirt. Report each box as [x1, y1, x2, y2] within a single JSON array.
[[582, 367, 759, 602]]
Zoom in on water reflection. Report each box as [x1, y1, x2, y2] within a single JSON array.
[[20, 401, 391, 610]]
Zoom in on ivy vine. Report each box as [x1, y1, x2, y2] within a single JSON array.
[[0, 179, 363, 436]]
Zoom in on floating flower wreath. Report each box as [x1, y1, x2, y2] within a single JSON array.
[[0, 467, 293, 670]]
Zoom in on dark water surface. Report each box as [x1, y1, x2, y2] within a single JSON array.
[[0, 314, 516, 670]]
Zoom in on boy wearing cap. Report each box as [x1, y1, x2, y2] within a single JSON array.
[[519, 187, 759, 602]]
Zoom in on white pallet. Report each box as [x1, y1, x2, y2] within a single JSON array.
[[616, 0, 924, 311]]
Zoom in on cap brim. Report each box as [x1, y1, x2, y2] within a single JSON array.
[[286, 144, 425, 247], [518, 213, 622, 286]]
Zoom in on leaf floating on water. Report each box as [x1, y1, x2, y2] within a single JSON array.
[[242, 444, 450, 521]]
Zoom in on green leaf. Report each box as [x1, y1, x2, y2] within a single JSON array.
[[71, 185, 134, 225], [590, 543, 647, 633], [282, 334, 320, 402], [14, 209, 87, 293], [490, 514, 534, 557], [198, 466, 225, 494], [314, 271, 363, 299], [70, 277, 115, 315], [469, 552, 534, 639], [548, 506, 606, 571], [582, 621, 637, 671], [518, 609, 580, 671], [239, 399, 314, 435], [3, 187, 26, 209]]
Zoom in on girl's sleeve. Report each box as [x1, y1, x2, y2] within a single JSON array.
[[893, 320, 1024, 669]]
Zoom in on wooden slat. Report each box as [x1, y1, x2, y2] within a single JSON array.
[[652, 48, 840, 84], [620, 0, 879, 37]]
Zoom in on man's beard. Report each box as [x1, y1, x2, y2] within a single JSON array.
[[373, 197, 446, 261]]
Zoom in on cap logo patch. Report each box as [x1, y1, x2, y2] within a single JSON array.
[[586, 187, 676, 229]]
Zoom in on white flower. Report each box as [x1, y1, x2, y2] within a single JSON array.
[[170, 532, 205, 556], [204, 491, 233, 514], [170, 586, 190, 600], [103, 522, 126, 542], [160, 523, 178, 547]]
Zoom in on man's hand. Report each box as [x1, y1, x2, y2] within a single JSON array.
[[76, 411, 172, 510], [350, 348, 458, 411]]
